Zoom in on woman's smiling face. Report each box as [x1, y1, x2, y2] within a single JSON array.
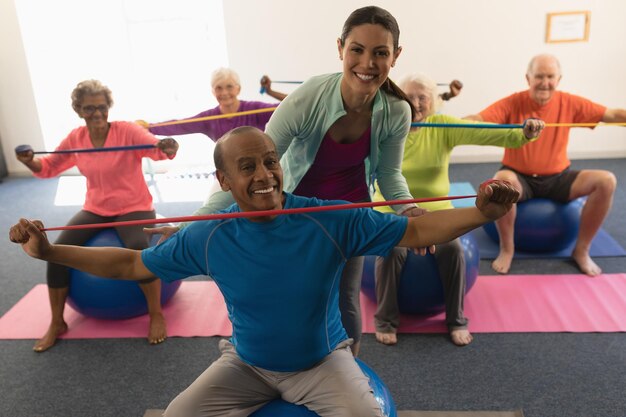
[[338, 23, 401, 98]]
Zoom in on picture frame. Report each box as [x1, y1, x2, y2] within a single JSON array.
[[545, 11, 591, 43]]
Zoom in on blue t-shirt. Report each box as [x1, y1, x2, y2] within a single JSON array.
[[141, 193, 407, 371]]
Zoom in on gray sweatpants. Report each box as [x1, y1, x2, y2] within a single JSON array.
[[374, 239, 468, 332], [163, 339, 383, 417]]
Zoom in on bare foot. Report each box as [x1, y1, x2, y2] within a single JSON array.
[[375, 331, 397, 345], [491, 249, 514, 274], [148, 313, 167, 344], [450, 329, 473, 346], [33, 321, 68, 352], [572, 249, 602, 277]]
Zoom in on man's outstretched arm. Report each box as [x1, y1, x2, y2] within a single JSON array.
[[398, 180, 518, 249], [602, 108, 626, 123], [9, 219, 154, 281]]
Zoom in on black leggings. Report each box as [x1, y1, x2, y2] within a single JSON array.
[[47, 210, 157, 288]]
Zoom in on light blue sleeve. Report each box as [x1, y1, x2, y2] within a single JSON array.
[[265, 97, 298, 158], [265, 80, 315, 158], [374, 99, 414, 213]]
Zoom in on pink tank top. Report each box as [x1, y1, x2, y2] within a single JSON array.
[[294, 127, 371, 202]]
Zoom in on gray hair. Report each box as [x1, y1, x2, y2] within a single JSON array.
[[211, 67, 241, 88], [526, 54, 562, 76], [71, 80, 113, 115], [397, 72, 442, 116]]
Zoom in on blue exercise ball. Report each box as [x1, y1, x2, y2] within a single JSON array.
[[250, 400, 318, 416], [362, 233, 479, 315], [483, 197, 583, 252], [250, 358, 396, 417], [67, 228, 181, 320]]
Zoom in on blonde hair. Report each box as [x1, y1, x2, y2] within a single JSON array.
[[71, 80, 113, 115]]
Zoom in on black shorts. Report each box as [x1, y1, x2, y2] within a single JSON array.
[[499, 165, 580, 203]]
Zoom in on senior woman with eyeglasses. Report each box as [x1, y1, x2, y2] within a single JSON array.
[[15, 79, 179, 352], [372, 73, 544, 347]]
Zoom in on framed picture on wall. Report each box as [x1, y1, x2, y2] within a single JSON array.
[[545, 11, 591, 43]]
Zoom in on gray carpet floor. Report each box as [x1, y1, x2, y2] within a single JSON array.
[[0, 158, 624, 417]]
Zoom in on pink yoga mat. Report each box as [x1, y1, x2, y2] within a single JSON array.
[[361, 274, 626, 333], [1, 274, 625, 340], [0, 281, 232, 339]]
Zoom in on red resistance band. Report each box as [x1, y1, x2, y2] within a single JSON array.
[[41, 194, 477, 232]]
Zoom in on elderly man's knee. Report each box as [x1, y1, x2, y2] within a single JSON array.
[[494, 170, 522, 191], [600, 171, 617, 193]]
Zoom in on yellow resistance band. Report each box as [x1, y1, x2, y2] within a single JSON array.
[[149, 107, 278, 128], [545, 122, 626, 127]]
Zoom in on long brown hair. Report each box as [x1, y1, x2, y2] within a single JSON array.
[[339, 6, 417, 120]]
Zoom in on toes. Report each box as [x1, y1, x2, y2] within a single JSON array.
[[33, 343, 52, 353], [450, 330, 473, 346], [375, 332, 397, 345], [149, 336, 167, 345]]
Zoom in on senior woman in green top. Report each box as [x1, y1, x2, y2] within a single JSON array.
[[372, 73, 545, 346], [150, 6, 420, 357]]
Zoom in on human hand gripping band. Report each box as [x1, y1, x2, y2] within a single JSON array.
[[479, 179, 515, 193], [479, 179, 501, 191], [40, 194, 477, 232]]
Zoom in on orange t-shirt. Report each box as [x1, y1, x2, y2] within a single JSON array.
[[479, 91, 606, 176]]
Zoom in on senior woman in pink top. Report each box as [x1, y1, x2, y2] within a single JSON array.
[[15, 79, 178, 352]]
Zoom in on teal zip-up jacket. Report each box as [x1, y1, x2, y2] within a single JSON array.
[[189, 72, 414, 219]]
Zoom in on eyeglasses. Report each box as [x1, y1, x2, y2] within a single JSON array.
[[81, 105, 109, 115], [409, 95, 431, 104]]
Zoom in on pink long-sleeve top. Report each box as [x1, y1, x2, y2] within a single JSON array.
[[34, 121, 174, 216]]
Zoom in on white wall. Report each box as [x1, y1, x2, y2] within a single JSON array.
[[225, 0, 626, 162], [2, 0, 625, 175], [0, 0, 45, 175], [1, 0, 227, 175]]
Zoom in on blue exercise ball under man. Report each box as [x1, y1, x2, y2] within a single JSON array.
[[250, 358, 397, 417]]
